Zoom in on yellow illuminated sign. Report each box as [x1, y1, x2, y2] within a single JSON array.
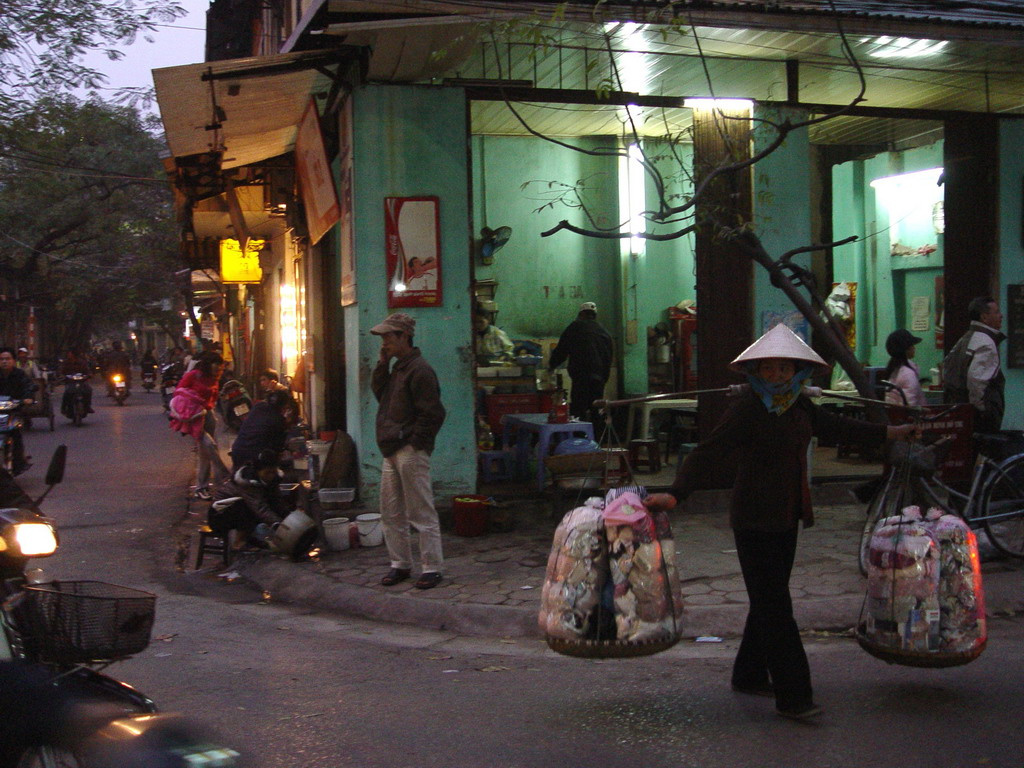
[[219, 239, 264, 284]]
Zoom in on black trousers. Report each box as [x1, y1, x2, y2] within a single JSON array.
[[732, 526, 813, 711], [569, 375, 606, 423]]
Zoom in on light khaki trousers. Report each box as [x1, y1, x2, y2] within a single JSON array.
[[380, 445, 443, 573]]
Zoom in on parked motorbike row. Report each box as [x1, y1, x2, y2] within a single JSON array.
[[0, 447, 240, 765]]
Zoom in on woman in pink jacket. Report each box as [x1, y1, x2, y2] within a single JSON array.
[[882, 329, 925, 408], [170, 352, 229, 499]]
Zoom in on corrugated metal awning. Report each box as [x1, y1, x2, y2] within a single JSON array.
[[154, 51, 342, 170]]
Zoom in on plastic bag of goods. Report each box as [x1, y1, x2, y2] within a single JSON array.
[[538, 499, 608, 641], [859, 505, 986, 666], [539, 487, 684, 658]]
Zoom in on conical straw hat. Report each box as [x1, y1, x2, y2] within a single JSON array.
[[729, 323, 828, 374]]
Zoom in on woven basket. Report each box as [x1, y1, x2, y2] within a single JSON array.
[[546, 633, 681, 659], [855, 628, 985, 669]]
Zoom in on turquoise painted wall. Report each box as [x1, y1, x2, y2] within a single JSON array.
[[752, 105, 811, 336], [832, 142, 945, 380], [998, 120, 1024, 430], [347, 84, 476, 505], [620, 140, 697, 394], [471, 135, 620, 342], [469, 136, 697, 396]]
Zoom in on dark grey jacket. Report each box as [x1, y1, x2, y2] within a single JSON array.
[[371, 348, 446, 457]]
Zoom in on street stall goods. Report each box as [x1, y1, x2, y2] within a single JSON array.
[[539, 487, 684, 658], [858, 505, 986, 667]]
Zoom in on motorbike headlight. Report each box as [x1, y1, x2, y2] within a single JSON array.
[[112, 374, 123, 383], [2, 522, 58, 557]]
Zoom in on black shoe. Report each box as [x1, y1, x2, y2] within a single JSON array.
[[194, 488, 213, 501], [415, 571, 443, 590], [381, 568, 411, 586], [776, 703, 822, 721], [732, 682, 774, 698]]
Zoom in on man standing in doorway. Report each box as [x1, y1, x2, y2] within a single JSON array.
[[549, 301, 613, 423], [944, 295, 1005, 434], [370, 312, 447, 590]]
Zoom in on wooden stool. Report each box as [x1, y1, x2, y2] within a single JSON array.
[[195, 525, 232, 569], [629, 438, 662, 473], [478, 450, 515, 483], [602, 448, 633, 487]]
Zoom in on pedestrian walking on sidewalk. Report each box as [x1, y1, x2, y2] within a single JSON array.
[[370, 313, 447, 590], [169, 351, 230, 500], [643, 324, 918, 721]]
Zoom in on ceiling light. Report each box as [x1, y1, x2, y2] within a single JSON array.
[[861, 36, 948, 59]]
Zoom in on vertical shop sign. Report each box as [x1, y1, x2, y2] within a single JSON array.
[[295, 99, 340, 246], [385, 196, 442, 308], [338, 97, 356, 306]]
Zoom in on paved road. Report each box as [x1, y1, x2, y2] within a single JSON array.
[[15, 391, 1024, 768]]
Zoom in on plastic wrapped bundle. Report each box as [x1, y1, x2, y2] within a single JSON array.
[[541, 487, 683, 658], [538, 500, 608, 641], [859, 505, 987, 666], [927, 510, 986, 654], [864, 508, 940, 653]]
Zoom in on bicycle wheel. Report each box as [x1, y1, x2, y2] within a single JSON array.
[[980, 453, 1024, 558], [858, 468, 902, 576]]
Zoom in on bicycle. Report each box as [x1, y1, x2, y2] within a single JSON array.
[[857, 411, 1024, 575]]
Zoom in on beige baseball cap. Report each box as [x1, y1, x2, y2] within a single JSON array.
[[579, 302, 597, 312], [370, 312, 415, 336]]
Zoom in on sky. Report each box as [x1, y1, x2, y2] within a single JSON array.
[[79, 0, 210, 97]]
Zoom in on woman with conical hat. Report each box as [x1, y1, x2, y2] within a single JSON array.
[[645, 323, 917, 720]]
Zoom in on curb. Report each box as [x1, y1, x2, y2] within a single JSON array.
[[233, 556, 872, 639]]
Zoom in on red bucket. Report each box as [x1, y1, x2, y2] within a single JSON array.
[[453, 495, 490, 537]]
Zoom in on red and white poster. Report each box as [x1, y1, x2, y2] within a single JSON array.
[[385, 196, 442, 308], [295, 99, 340, 246]]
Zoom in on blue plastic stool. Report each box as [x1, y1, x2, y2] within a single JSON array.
[[478, 450, 516, 482]]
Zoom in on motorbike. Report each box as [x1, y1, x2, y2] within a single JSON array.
[[109, 373, 129, 407], [141, 365, 157, 392], [63, 373, 91, 427], [0, 397, 25, 475], [160, 362, 183, 416], [0, 448, 240, 767], [219, 380, 252, 432]]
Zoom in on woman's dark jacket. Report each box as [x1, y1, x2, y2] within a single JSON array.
[[230, 401, 287, 468], [671, 389, 887, 531]]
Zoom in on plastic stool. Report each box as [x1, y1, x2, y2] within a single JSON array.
[[478, 450, 515, 482], [195, 524, 232, 569], [628, 438, 662, 473], [675, 443, 698, 470]]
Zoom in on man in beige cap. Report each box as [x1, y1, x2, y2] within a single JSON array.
[[549, 301, 613, 423], [370, 312, 447, 589]]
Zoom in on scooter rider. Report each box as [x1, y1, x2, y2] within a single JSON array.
[[102, 340, 132, 396], [60, 349, 94, 416], [0, 346, 36, 475]]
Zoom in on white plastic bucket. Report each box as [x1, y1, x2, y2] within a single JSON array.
[[356, 513, 384, 547], [322, 517, 351, 551]]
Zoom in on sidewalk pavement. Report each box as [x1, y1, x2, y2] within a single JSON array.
[[225, 486, 1024, 639]]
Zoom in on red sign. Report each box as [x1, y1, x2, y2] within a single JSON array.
[[385, 196, 442, 308], [295, 99, 340, 246]]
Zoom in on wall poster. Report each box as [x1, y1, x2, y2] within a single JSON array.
[[385, 196, 442, 308]]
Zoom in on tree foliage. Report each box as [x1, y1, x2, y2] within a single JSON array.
[[0, 0, 185, 119], [0, 95, 181, 350]]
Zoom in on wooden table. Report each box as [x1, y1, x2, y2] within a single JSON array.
[[501, 413, 595, 491]]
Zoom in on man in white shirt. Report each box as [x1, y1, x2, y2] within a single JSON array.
[[945, 296, 1005, 434]]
